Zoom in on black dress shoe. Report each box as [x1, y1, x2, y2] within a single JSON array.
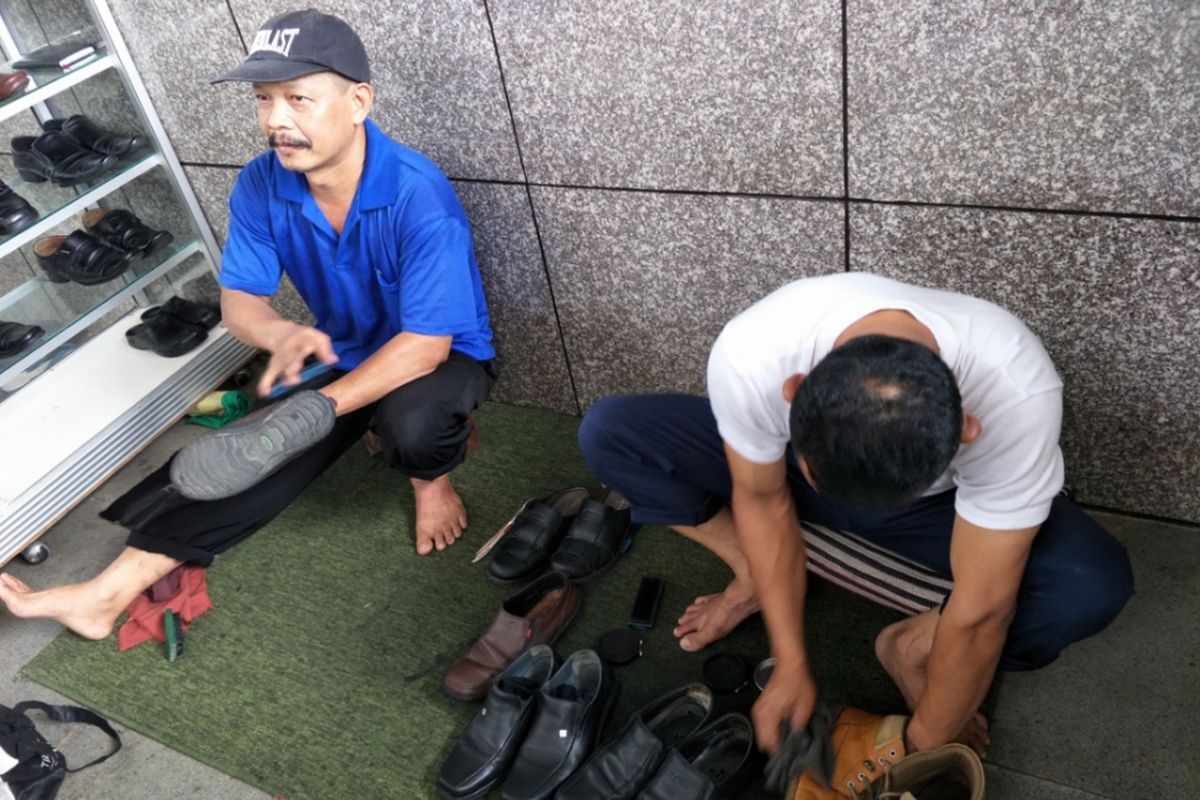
[[437, 645, 561, 800], [34, 231, 133, 285], [635, 714, 758, 800], [43, 115, 146, 159], [0, 321, 44, 359], [549, 490, 633, 583], [141, 296, 220, 330], [125, 311, 207, 357], [83, 208, 173, 258], [556, 683, 714, 800], [489, 487, 591, 585], [502, 650, 619, 800], [12, 131, 117, 186], [0, 179, 38, 236]]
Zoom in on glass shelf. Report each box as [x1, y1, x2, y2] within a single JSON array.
[[0, 150, 162, 259], [0, 236, 199, 384], [0, 50, 114, 124]]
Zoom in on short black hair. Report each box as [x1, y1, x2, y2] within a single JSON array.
[[789, 334, 962, 508]]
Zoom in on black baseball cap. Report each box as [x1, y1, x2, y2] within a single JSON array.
[[211, 8, 370, 85]]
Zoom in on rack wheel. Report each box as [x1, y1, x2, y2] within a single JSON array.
[[20, 542, 50, 565]]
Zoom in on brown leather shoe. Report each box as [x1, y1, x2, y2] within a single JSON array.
[[442, 571, 581, 701], [0, 71, 29, 102]]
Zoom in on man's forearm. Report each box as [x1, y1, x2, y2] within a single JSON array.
[[319, 332, 451, 415], [733, 487, 808, 665], [909, 609, 1008, 748], [220, 289, 296, 351]]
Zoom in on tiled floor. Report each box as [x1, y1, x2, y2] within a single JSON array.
[[0, 420, 1194, 799]]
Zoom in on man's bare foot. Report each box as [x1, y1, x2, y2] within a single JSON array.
[[957, 712, 991, 757], [411, 474, 467, 555], [673, 578, 760, 652], [0, 573, 120, 640], [874, 611, 937, 710]]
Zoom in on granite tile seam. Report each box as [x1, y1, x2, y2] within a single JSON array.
[[223, 0, 248, 53], [1078, 502, 1200, 532], [841, 0, 851, 272]]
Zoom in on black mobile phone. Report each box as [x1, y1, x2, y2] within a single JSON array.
[[629, 576, 665, 630]]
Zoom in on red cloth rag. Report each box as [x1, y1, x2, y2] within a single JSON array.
[[117, 565, 213, 652]]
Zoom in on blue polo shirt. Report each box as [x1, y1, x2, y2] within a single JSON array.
[[219, 119, 494, 369]]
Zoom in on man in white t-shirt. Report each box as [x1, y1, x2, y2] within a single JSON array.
[[579, 272, 1132, 763]]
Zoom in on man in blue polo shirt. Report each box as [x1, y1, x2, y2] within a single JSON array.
[[0, 10, 498, 640]]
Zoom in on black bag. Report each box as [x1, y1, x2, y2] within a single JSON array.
[[0, 701, 120, 800]]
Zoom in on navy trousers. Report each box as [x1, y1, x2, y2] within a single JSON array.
[[578, 394, 1134, 671]]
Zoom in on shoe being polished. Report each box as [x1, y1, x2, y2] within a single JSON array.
[[43, 115, 146, 159], [0, 179, 38, 235], [83, 208, 172, 258], [549, 489, 632, 583], [488, 487, 590, 585], [438, 645, 561, 800], [851, 743, 985, 800], [443, 572, 581, 702], [12, 130, 117, 186], [556, 683, 714, 800], [635, 713, 758, 800], [791, 708, 908, 800], [34, 231, 133, 285], [501, 649, 619, 800], [0, 321, 43, 359], [170, 389, 337, 501]]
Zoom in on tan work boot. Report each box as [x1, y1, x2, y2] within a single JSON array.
[[859, 743, 984, 799], [792, 708, 908, 799]]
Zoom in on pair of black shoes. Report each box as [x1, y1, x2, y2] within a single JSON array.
[[13, 115, 145, 187], [489, 487, 633, 585], [126, 296, 219, 358], [0, 321, 43, 359], [0, 179, 38, 236], [438, 646, 618, 800], [34, 208, 173, 285]]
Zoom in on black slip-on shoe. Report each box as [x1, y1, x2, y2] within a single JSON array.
[[170, 389, 337, 501], [0, 179, 38, 235], [488, 487, 591, 585], [437, 645, 561, 800], [140, 295, 220, 331], [12, 131, 117, 186], [556, 683, 714, 800], [501, 649, 619, 800], [635, 713, 759, 800], [0, 321, 44, 359], [549, 489, 633, 584], [83, 208, 173, 258], [34, 230, 133, 285], [125, 312, 207, 358], [43, 115, 146, 159]]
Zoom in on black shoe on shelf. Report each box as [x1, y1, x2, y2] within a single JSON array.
[[0, 321, 44, 359], [43, 115, 146, 159], [34, 230, 133, 285], [0, 179, 38, 236], [12, 130, 117, 186], [124, 310, 207, 358], [141, 296, 220, 331], [83, 208, 173, 258]]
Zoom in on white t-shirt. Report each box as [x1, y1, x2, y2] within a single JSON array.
[[707, 272, 1064, 531]]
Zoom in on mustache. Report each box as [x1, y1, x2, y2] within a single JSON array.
[[268, 132, 311, 149]]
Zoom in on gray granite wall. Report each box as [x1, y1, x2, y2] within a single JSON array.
[[105, 1, 1198, 523]]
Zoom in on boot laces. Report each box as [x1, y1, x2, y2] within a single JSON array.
[[850, 758, 898, 800]]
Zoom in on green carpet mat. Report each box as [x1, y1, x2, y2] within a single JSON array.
[[24, 402, 909, 800]]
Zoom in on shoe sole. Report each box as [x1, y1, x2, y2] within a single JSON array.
[[170, 390, 335, 501]]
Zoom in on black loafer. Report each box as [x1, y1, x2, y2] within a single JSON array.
[[556, 683, 714, 800], [549, 490, 633, 583], [489, 487, 591, 585], [502, 649, 619, 800], [84, 208, 173, 258], [125, 311, 207, 357], [141, 296, 220, 330], [0, 321, 44, 359], [0, 179, 38, 236], [437, 645, 561, 800], [12, 131, 117, 186], [43, 115, 146, 159], [635, 714, 758, 800], [34, 231, 133, 285]]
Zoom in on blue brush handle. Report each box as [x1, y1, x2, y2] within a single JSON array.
[[267, 360, 333, 399]]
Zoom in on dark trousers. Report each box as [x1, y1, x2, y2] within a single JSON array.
[[578, 394, 1135, 671], [103, 352, 496, 567]]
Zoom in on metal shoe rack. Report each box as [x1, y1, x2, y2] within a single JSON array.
[[0, 0, 253, 565]]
